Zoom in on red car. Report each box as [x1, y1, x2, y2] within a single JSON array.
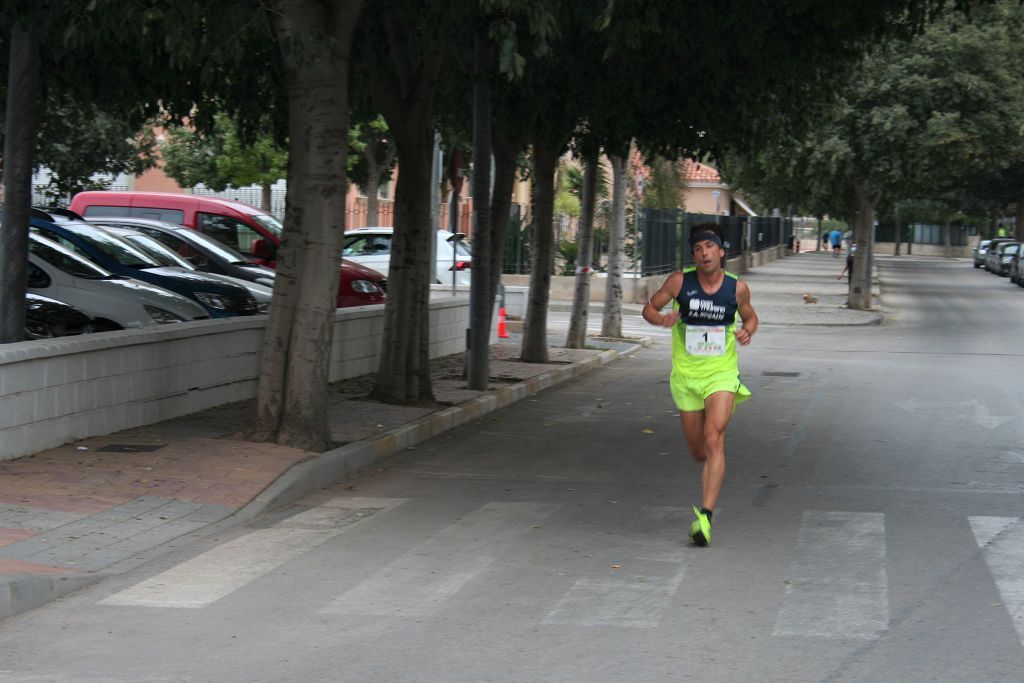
[[69, 191, 386, 307]]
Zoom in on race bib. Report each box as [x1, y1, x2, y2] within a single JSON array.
[[685, 325, 726, 356]]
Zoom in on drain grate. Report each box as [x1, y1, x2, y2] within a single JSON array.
[[96, 444, 165, 453], [761, 371, 800, 377]]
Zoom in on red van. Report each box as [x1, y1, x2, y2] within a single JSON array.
[[69, 191, 386, 307]]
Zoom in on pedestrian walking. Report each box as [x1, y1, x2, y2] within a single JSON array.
[[642, 224, 759, 546], [837, 242, 856, 280], [830, 229, 842, 257]]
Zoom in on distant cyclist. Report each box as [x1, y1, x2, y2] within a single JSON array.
[[642, 224, 759, 546]]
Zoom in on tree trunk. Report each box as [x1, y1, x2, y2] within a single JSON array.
[[363, 139, 381, 225], [370, 127, 436, 404], [0, 22, 41, 343], [466, 27, 494, 390], [367, 6, 445, 404], [601, 153, 627, 338], [943, 215, 952, 259], [850, 180, 875, 310], [566, 147, 598, 348], [815, 214, 823, 252], [448, 178, 461, 233], [1016, 191, 1024, 241], [261, 180, 273, 214], [893, 206, 902, 256], [365, 164, 380, 226], [250, 0, 362, 450], [0, 22, 40, 343], [521, 140, 560, 362], [488, 132, 521, 303]]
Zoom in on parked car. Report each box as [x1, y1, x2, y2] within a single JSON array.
[[342, 227, 473, 286], [24, 293, 95, 339], [1011, 247, 1024, 286], [973, 239, 991, 268], [27, 233, 210, 330], [68, 192, 387, 307], [99, 225, 273, 313], [84, 216, 276, 288], [988, 241, 1020, 276], [984, 238, 1017, 272], [29, 209, 259, 318]]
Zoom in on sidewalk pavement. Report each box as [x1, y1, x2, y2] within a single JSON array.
[[0, 250, 881, 622]]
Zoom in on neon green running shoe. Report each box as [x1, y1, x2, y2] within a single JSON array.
[[689, 506, 711, 546]]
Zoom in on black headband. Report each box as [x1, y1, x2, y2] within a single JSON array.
[[691, 231, 723, 249]]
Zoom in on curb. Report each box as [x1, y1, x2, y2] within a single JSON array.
[[0, 573, 99, 622]]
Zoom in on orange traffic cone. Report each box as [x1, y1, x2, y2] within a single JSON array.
[[497, 307, 509, 338]]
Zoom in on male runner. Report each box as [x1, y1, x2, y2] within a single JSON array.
[[642, 225, 758, 546]]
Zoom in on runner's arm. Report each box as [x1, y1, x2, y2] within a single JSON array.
[[735, 280, 758, 345], [642, 272, 683, 328]]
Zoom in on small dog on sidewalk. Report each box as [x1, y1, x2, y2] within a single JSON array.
[[802, 293, 818, 304]]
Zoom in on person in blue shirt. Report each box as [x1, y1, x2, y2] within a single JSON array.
[[830, 229, 842, 257]]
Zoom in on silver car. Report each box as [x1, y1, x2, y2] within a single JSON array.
[[27, 233, 209, 330], [973, 239, 991, 268]]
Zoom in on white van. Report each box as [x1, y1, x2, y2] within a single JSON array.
[[27, 233, 210, 330], [342, 227, 472, 286]]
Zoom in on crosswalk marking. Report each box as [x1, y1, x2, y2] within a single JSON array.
[[542, 507, 687, 629], [773, 511, 889, 639], [320, 501, 557, 617], [98, 497, 405, 609], [542, 562, 685, 628], [969, 516, 1024, 647]]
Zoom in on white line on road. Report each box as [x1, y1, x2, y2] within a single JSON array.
[[98, 497, 406, 609], [773, 511, 889, 639], [969, 516, 1024, 647], [542, 566, 685, 628], [541, 506, 687, 628], [319, 501, 558, 618]]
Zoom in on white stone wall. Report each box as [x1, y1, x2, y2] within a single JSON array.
[[0, 296, 473, 461]]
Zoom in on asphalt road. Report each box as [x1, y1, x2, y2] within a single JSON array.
[[1, 257, 1023, 683]]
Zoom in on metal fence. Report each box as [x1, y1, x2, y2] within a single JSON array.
[[638, 210, 783, 276]]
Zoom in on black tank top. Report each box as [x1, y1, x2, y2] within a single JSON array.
[[675, 268, 738, 327]]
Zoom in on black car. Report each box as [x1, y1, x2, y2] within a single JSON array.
[[83, 216, 277, 287], [25, 292, 95, 339]]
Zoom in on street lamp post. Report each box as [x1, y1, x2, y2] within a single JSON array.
[[447, 232, 466, 295]]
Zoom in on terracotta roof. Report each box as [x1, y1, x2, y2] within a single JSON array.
[[683, 159, 722, 183]]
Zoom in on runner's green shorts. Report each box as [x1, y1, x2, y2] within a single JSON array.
[[670, 371, 752, 412]]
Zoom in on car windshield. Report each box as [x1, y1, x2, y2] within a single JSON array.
[[121, 233, 195, 269], [57, 222, 161, 268], [28, 235, 115, 279], [250, 214, 284, 240]]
